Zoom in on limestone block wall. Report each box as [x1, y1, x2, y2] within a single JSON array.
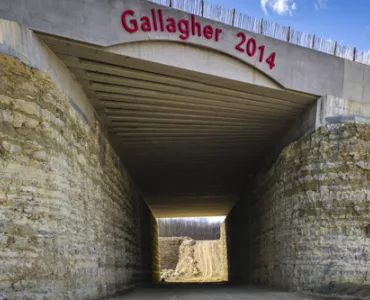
[[252, 122, 370, 291], [159, 237, 187, 270], [0, 54, 157, 299]]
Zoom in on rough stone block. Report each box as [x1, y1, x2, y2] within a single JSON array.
[[0, 54, 159, 300]]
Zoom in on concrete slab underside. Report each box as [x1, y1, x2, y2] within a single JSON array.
[[119, 284, 332, 300], [35, 33, 317, 218]]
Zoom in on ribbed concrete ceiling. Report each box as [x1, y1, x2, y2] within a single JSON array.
[[39, 33, 317, 217]]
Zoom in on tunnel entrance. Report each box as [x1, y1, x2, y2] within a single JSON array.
[[38, 34, 316, 293], [3, 1, 370, 299], [157, 217, 228, 283], [34, 32, 317, 219]]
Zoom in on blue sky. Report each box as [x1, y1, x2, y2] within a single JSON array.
[[207, 0, 370, 52]]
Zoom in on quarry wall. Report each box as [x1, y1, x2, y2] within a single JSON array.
[[226, 119, 370, 291], [159, 237, 186, 270], [225, 96, 370, 291], [0, 30, 158, 299], [252, 121, 370, 291]]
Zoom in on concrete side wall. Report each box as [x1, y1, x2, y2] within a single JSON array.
[[261, 100, 319, 173], [0, 54, 157, 299], [159, 237, 186, 270], [225, 191, 253, 284], [139, 204, 160, 284], [251, 122, 370, 291]]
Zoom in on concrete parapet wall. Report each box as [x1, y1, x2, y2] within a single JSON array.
[[317, 95, 370, 127], [0, 54, 157, 299], [252, 121, 370, 291], [3, 0, 370, 102]]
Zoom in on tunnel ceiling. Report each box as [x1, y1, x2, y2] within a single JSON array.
[[39, 33, 317, 217]]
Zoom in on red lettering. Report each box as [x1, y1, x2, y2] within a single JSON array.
[[122, 10, 138, 33], [235, 32, 246, 52], [234, 32, 277, 68], [191, 14, 202, 37], [258, 45, 265, 62], [215, 28, 222, 41], [140, 16, 152, 32], [166, 18, 176, 32], [178, 19, 190, 40], [158, 9, 165, 32], [122, 10, 247, 63], [266, 52, 276, 69], [151, 9, 158, 31], [203, 25, 213, 39], [246, 38, 257, 56]]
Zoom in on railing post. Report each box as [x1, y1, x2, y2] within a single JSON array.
[[156, 0, 365, 65], [231, 8, 236, 26], [312, 34, 315, 49], [260, 18, 264, 35]]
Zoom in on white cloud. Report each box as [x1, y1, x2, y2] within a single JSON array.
[[314, 0, 327, 10], [261, 0, 297, 16]]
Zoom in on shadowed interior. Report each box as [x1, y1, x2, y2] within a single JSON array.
[[39, 33, 316, 217]]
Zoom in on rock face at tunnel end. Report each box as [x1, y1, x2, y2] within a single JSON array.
[[159, 236, 228, 283]]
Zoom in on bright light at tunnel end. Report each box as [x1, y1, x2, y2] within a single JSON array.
[[157, 216, 226, 222]]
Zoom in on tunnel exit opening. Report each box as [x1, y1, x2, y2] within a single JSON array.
[[156, 216, 229, 283]]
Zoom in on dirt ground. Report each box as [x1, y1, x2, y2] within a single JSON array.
[[118, 283, 346, 300]]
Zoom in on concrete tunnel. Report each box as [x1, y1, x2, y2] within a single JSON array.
[[1, 0, 370, 299]]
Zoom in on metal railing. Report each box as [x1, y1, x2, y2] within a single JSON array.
[[149, 0, 370, 65]]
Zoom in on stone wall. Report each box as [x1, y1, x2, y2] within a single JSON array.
[[159, 237, 187, 270], [0, 54, 158, 299], [252, 122, 370, 291]]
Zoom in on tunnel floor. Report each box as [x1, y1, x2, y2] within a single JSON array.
[[117, 283, 338, 299]]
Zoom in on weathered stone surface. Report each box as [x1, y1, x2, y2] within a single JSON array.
[[160, 237, 227, 283], [0, 54, 158, 300], [220, 222, 228, 280], [252, 122, 370, 291], [159, 237, 187, 270]]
